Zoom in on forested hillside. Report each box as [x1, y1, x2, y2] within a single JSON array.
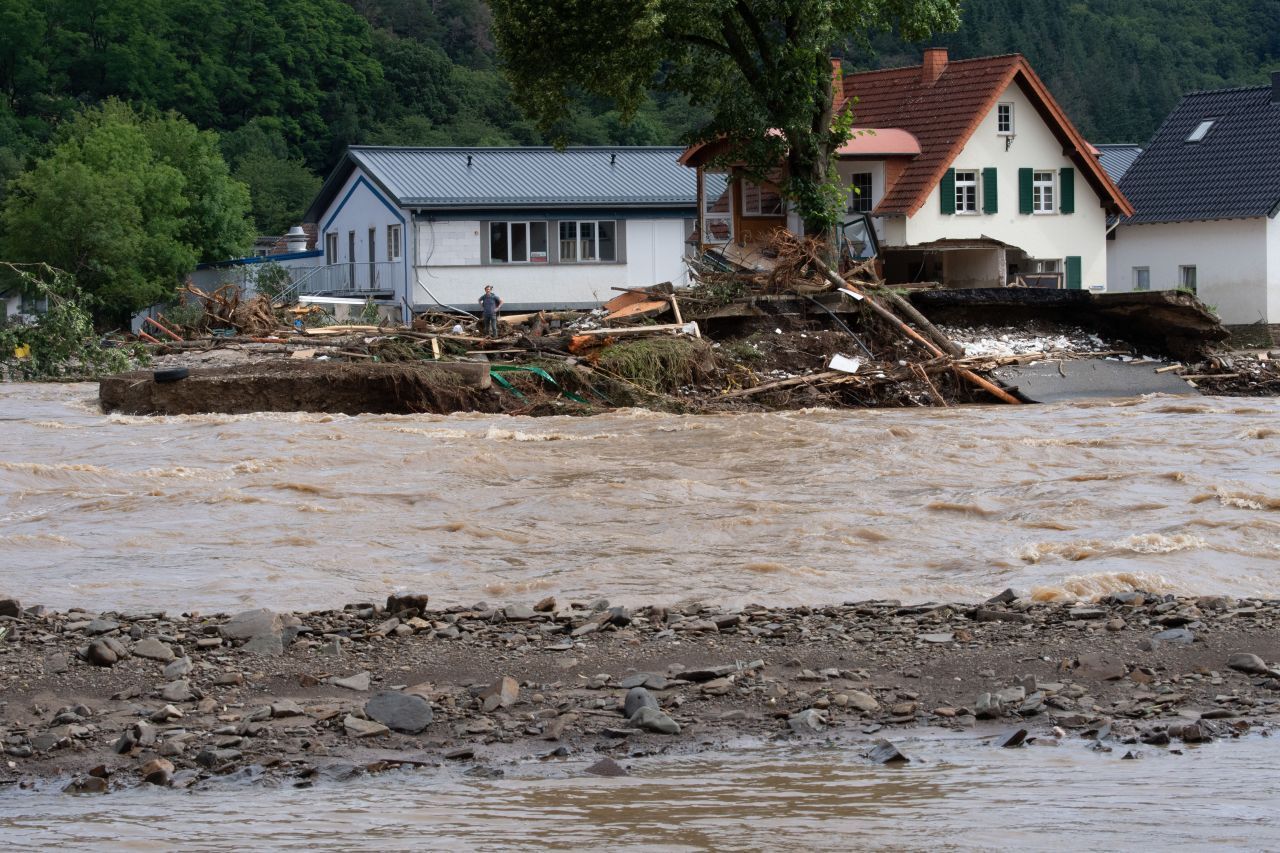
[[1, 0, 1276, 236]]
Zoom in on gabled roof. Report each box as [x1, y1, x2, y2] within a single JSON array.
[[839, 54, 1133, 217], [305, 146, 697, 222], [1095, 144, 1144, 183], [1118, 84, 1280, 225]]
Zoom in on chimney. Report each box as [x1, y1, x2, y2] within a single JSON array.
[[1273, 70, 1280, 103], [922, 48, 948, 86]]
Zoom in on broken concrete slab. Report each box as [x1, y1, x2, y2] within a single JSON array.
[[992, 358, 1196, 403]]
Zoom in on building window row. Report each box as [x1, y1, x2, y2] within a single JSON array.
[[489, 220, 617, 264], [323, 224, 402, 264]]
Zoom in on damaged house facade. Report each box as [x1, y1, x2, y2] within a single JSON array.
[[1107, 73, 1280, 335], [301, 146, 698, 318], [683, 49, 1133, 291]]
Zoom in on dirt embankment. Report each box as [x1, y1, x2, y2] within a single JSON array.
[[2, 591, 1278, 793]]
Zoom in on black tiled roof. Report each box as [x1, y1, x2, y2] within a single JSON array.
[[1095, 144, 1143, 183], [1119, 84, 1280, 225]]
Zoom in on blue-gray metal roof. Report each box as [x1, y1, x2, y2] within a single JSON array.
[[327, 146, 699, 213], [1094, 144, 1143, 183], [1119, 83, 1280, 225]]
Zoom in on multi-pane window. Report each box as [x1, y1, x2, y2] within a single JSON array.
[[997, 103, 1014, 135], [1032, 171, 1056, 213], [387, 224, 402, 261], [1179, 265, 1197, 293], [955, 170, 978, 213], [1133, 267, 1150, 291], [849, 172, 873, 212], [490, 221, 549, 263], [557, 221, 617, 262], [742, 181, 784, 216]]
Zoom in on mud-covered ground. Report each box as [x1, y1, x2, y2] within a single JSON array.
[[2, 591, 1279, 794]]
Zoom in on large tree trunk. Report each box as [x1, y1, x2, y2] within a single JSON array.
[[786, 54, 840, 259]]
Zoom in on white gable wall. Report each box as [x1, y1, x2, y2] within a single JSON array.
[[413, 217, 689, 310], [1270, 214, 1280, 325], [316, 169, 411, 307], [904, 81, 1109, 288], [1106, 218, 1269, 325]]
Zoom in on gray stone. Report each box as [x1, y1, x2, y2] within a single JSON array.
[[975, 692, 1000, 719], [1068, 608, 1107, 620], [845, 691, 880, 713], [629, 706, 680, 735], [365, 691, 434, 734], [271, 699, 306, 718], [219, 609, 281, 641], [619, 673, 652, 689], [163, 657, 192, 680], [331, 671, 372, 692], [343, 714, 389, 738], [242, 633, 284, 657], [1228, 653, 1269, 674], [149, 704, 184, 723], [85, 618, 121, 635], [994, 686, 1026, 706], [141, 758, 174, 786], [86, 638, 119, 667], [195, 747, 242, 768], [995, 728, 1028, 748], [386, 592, 429, 614], [919, 632, 954, 644], [44, 652, 70, 674], [63, 776, 108, 795], [624, 686, 659, 718], [1075, 653, 1127, 681], [867, 739, 910, 764], [585, 757, 628, 777], [132, 637, 175, 662], [787, 708, 826, 734], [160, 680, 195, 703], [682, 664, 738, 683], [503, 604, 536, 621], [1152, 628, 1195, 646], [0, 597, 22, 618]]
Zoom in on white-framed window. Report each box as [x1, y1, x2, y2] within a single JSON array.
[[955, 170, 978, 213], [325, 232, 337, 264], [742, 181, 784, 217], [703, 174, 733, 243], [558, 220, 616, 262], [1133, 267, 1150, 291], [1179, 265, 1197, 293], [997, 102, 1014, 135], [849, 172, 873, 213], [490, 221, 549, 263], [387, 224, 402, 261], [1032, 171, 1056, 213]]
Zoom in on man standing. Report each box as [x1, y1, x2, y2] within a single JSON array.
[[478, 285, 503, 337]]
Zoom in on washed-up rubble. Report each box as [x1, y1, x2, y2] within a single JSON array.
[[2, 589, 1279, 794]]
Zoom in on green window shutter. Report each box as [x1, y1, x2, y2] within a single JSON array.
[[982, 167, 998, 214], [940, 169, 956, 215], [1065, 256, 1082, 290], [1019, 168, 1033, 214], [1060, 167, 1075, 214]]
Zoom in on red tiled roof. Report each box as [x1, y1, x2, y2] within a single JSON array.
[[840, 55, 1133, 217]]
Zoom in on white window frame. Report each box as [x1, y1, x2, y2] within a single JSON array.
[[954, 169, 979, 214], [1186, 119, 1216, 143], [849, 172, 873, 213], [1032, 171, 1056, 214], [1179, 264, 1197, 293], [490, 221, 549, 264], [558, 220, 616, 263], [387, 224, 402, 261], [1133, 267, 1150, 291], [997, 102, 1014, 135], [741, 180, 784, 217]]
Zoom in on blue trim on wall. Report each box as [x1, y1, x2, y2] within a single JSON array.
[[322, 175, 407, 234], [196, 250, 323, 270]]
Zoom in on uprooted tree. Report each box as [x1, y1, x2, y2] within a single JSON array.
[[488, 0, 961, 237]]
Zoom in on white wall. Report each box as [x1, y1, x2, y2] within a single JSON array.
[[413, 218, 689, 310], [315, 170, 410, 306], [1107, 217, 1271, 325], [835, 160, 887, 241], [903, 81, 1110, 289]]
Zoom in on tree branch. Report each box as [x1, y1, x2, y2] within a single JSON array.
[[732, 0, 775, 73]]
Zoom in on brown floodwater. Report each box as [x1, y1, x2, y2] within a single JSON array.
[[4, 734, 1278, 850], [2, 383, 1279, 613]]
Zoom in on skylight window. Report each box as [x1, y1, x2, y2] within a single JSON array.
[[1186, 119, 1216, 143]]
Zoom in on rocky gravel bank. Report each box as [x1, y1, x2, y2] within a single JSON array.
[[2, 590, 1279, 793]]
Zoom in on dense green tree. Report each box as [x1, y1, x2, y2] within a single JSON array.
[[488, 0, 962, 235], [0, 101, 252, 326]]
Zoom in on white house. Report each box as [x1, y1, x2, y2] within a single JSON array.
[[301, 146, 699, 320], [1107, 73, 1280, 337], [682, 49, 1133, 291]]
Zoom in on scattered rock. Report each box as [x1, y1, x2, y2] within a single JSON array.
[[63, 776, 108, 795], [0, 597, 23, 618], [386, 593, 430, 614], [271, 699, 306, 719], [332, 671, 372, 692], [479, 676, 519, 712], [132, 637, 175, 662], [503, 604, 536, 621], [343, 715, 390, 738], [141, 758, 174, 786], [995, 729, 1028, 748], [163, 657, 192, 680], [219, 608, 282, 641], [629, 706, 680, 735], [867, 739, 910, 764], [585, 757, 628, 777], [624, 686, 659, 718], [787, 708, 826, 734], [242, 633, 284, 656], [1227, 653, 1269, 675], [365, 691, 434, 734], [1152, 628, 1195, 646], [160, 680, 196, 703]]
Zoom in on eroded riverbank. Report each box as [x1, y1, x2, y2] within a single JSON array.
[[1, 591, 1278, 795]]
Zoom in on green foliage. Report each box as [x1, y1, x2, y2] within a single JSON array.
[[488, 0, 961, 234], [0, 101, 252, 327], [0, 264, 149, 380], [595, 337, 712, 393], [253, 263, 293, 302]]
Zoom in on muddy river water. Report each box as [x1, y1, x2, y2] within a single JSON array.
[[3, 383, 1280, 847]]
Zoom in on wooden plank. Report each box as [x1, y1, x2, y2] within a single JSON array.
[[605, 299, 670, 321], [570, 323, 693, 337]]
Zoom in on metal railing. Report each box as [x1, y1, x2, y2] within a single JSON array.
[[274, 262, 400, 304]]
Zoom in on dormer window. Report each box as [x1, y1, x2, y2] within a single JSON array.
[[997, 103, 1014, 135], [1186, 119, 1216, 143]]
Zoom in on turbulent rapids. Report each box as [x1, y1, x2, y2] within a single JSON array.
[[3, 383, 1279, 612]]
